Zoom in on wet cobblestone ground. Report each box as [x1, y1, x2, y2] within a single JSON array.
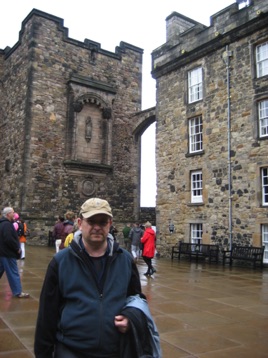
[[0, 245, 268, 357]]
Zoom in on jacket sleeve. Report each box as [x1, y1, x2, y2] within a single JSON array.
[[140, 231, 148, 244], [34, 257, 61, 358]]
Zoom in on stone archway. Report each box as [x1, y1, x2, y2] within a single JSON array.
[[131, 107, 156, 221]]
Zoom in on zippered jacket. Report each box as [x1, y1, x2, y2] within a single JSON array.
[[34, 234, 143, 357], [0, 217, 20, 258]]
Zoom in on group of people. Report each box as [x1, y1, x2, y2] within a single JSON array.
[[123, 221, 157, 276], [0, 199, 161, 357]]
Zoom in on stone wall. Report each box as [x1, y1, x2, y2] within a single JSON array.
[[152, 0, 268, 256]]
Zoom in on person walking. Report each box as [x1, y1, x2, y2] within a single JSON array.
[[129, 222, 144, 262], [13, 212, 28, 260], [0, 207, 29, 298], [34, 198, 160, 357], [141, 221, 156, 276], [122, 223, 132, 251], [53, 215, 65, 253]]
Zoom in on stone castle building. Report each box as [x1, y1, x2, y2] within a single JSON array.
[[0, 9, 155, 241], [152, 0, 268, 262], [1, 1, 268, 262]]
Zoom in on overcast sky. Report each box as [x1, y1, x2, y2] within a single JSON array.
[[1, 0, 235, 206]]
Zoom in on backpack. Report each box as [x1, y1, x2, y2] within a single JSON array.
[[16, 221, 25, 237]]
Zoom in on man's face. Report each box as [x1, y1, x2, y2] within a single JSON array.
[[78, 214, 112, 245], [6, 209, 15, 222]]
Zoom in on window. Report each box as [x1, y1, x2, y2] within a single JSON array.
[[188, 67, 203, 103], [261, 224, 268, 263], [189, 116, 203, 153], [262, 167, 268, 206], [190, 223, 203, 244], [256, 42, 268, 78], [259, 100, 268, 138], [191, 170, 203, 203]]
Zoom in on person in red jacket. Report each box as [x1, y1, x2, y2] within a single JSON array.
[[141, 221, 156, 276]]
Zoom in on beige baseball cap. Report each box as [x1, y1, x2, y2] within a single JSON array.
[[80, 198, 113, 219]]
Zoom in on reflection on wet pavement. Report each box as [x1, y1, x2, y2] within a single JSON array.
[[0, 245, 268, 357]]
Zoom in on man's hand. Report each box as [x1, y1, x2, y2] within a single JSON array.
[[114, 315, 129, 333]]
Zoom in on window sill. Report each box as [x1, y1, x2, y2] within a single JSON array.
[[185, 150, 204, 158], [187, 202, 204, 207]]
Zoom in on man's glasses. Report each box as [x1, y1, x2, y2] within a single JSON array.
[[85, 219, 109, 227]]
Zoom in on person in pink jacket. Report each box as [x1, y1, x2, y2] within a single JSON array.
[[141, 221, 156, 276]]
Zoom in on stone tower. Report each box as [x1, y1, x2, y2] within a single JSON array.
[[0, 9, 146, 240]]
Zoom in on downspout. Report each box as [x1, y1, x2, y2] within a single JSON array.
[[223, 45, 233, 250]]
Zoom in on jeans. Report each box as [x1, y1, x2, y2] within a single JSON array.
[[55, 239, 61, 253], [131, 245, 140, 259], [0, 256, 22, 296], [20, 242, 25, 259]]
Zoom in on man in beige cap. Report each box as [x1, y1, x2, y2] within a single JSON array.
[[34, 198, 153, 357]]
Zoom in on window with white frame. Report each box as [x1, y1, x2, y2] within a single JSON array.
[[191, 170, 203, 203], [188, 67, 203, 103], [190, 223, 203, 244], [261, 224, 268, 263], [189, 116, 203, 153], [262, 167, 268, 206], [259, 100, 268, 138], [256, 42, 268, 78]]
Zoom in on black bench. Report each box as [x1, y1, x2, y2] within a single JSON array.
[[172, 242, 219, 263], [222, 245, 265, 268]]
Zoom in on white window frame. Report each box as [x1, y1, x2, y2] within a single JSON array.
[[189, 116, 203, 153], [262, 167, 268, 206], [256, 42, 268, 78], [188, 67, 203, 103], [191, 170, 203, 203], [261, 224, 268, 264], [259, 100, 268, 138], [190, 223, 203, 244]]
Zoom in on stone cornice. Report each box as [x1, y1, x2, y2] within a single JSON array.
[[152, 11, 268, 79], [63, 160, 113, 174], [69, 74, 117, 94]]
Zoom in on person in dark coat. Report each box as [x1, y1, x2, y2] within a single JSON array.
[[53, 215, 65, 253], [129, 223, 144, 262], [34, 198, 150, 357], [0, 207, 29, 298]]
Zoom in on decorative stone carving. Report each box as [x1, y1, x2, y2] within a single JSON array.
[[85, 117, 92, 142], [82, 178, 95, 196], [73, 101, 83, 113]]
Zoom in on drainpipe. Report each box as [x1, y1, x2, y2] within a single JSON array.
[[222, 45, 233, 250]]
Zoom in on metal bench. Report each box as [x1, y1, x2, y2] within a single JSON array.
[[172, 242, 219, 263], [222, 245, 264, 268]]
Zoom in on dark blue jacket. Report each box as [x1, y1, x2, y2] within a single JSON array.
[[34, 234, 143, 357], [0, 217, 21, 259]]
